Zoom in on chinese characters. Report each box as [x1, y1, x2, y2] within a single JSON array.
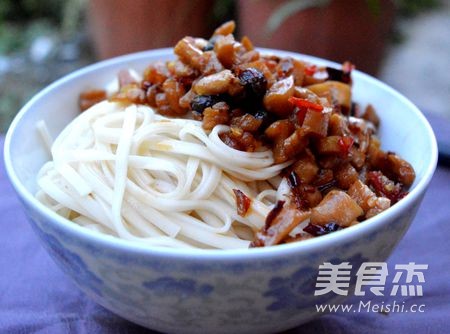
[[314, 262, 428, 296]]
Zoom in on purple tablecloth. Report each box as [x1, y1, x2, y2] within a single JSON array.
[[1, 133, 449, 334]]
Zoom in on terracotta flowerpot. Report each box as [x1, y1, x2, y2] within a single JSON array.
[[238, 0, 396, 75], [88, 0, 215, 59]]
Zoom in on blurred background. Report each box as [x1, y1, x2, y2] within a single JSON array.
[[0, 0, 449, 134]]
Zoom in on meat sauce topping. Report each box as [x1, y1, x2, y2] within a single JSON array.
[[79, 21, 415, 247]]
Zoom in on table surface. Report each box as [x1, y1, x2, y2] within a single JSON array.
[[1, 131, 450, 334]]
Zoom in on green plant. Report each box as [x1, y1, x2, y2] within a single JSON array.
[[0, 0, 87, 54], [0, 0, 63, 24], [264, 0, 441, 34], [395, 0, 441, 16], [264, 0, 329, 34], [61, 0, 86, 37], [0, 0, 61, 54]]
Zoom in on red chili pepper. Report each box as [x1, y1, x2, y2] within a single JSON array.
[[304, 64, 317, 76], [233, 189, 252, 217], [288, 97, 324, 112], [337, 136, 354, 154], [296, 108, 307, 124], [367, 171, 406, 204], [343, 61, 355, 74], [264, 200, 285, 230]]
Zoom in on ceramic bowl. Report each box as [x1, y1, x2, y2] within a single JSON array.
[[4, 48, 438, 334]]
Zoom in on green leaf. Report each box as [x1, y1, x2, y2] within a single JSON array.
[[265, 0, 331, 35]]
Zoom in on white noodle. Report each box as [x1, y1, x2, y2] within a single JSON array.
[[36, 101, 292, 249], [36, 120, 53, 154]]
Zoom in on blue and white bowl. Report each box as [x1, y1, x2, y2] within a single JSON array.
[[4, 49, 437, 334]]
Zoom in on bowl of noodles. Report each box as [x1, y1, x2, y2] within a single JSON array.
[[4, 22, 437, 333]]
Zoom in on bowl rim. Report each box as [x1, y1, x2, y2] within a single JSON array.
[[4, 48, 438, 260]]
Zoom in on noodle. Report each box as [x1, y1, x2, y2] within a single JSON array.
[[36, 101, 289, 249], [59, 21, 415, 248]]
